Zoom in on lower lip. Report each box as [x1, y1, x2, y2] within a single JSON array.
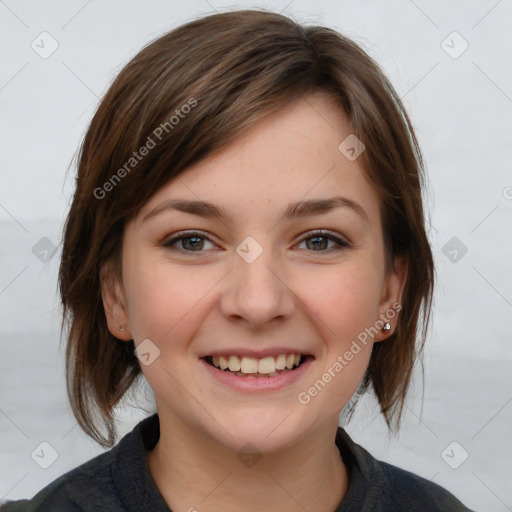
[[200, 357, 314, 393]]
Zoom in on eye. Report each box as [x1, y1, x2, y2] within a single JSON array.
[[295, 230, 350, 252], [162, 231, 217, 252], [161, 229, 350, 254]]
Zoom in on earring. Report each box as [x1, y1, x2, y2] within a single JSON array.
[[382, 322, 391, 332], [119, 324, 125, 332]]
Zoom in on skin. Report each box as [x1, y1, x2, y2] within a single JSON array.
[[101, 90, 407, 512]]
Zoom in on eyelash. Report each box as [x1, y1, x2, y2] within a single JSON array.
[[161, 230, 350, 254]]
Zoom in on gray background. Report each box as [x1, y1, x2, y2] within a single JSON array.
[[1, 1, 511, 510]]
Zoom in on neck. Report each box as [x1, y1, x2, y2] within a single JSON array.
[[147, 411, 349, 512]]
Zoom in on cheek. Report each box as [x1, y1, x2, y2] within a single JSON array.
[[295, 265, 379, 412], [297, 262, 382, 342], [123, 252, 217, 344]]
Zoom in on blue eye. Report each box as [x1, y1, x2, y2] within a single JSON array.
[[162, 231, 216, 252], [296, 230, 350, 251], [162, 230, 350, 253]]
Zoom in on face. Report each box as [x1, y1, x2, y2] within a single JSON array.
[[102, 91, 406, 452]]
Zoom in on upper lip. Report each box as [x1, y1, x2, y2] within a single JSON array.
[[199, 348, 314, 359]]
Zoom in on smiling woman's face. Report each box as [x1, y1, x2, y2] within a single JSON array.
[[102, 91, 406, 452]]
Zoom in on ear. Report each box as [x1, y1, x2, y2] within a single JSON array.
[[374, 254, 408, 342], [100, 259, 133, 341]]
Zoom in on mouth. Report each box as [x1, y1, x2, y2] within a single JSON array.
[[202, 353, 314, 378]]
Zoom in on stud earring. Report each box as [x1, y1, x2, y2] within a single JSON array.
[[382, 322, 391, 332], [119, 324, 125, 332]]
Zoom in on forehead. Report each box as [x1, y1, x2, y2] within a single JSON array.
[[136, 91, 381, 227]]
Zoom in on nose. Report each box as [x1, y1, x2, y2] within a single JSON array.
[[219, 244, 296, 328]]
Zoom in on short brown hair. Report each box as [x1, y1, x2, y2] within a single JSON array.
[[58, 8, 434, 447]]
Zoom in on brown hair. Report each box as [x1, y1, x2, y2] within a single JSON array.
[[58, 8, 434, 447]]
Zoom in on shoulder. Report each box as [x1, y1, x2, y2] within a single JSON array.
[[377, 458, 474, 511], [1, 448, 120, 512], [336, 428, 475, 511]]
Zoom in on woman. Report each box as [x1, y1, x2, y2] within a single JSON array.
[[2, 9, 474, 511]]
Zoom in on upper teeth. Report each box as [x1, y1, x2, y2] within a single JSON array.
[[211, 354, 302, 374]]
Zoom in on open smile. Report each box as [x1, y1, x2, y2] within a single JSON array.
[[200, 353, 315, 392]]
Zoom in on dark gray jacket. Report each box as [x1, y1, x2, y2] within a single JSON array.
[[1, 414, 475, 511]]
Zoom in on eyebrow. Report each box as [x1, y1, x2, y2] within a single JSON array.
[[141, 196, 369, 224]]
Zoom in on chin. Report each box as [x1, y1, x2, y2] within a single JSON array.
[[201, 406, 315, 454]]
